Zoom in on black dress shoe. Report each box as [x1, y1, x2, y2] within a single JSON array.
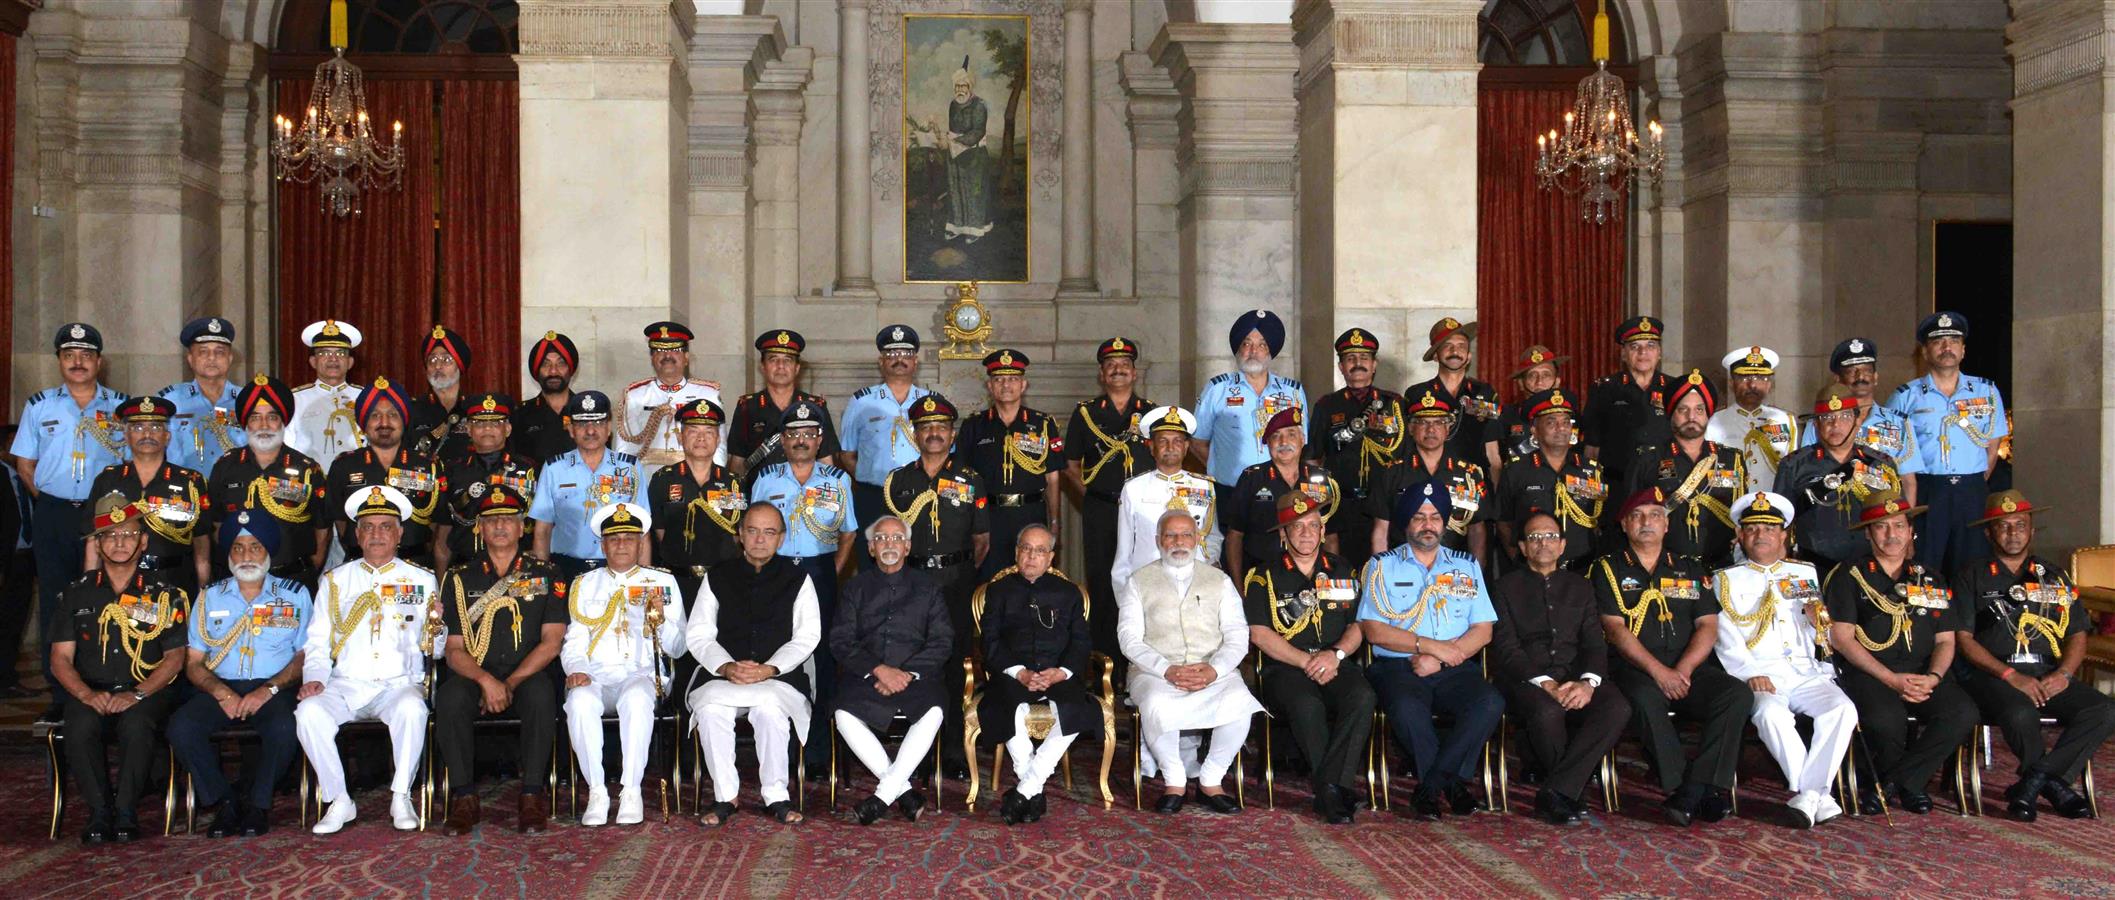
[[2007, 772, 2048, 822], [1856, 786, 1887, 817], [1199, 791, 1242, 814], [1897, 786, 1933, 815], [1325, 784, 1356, 824], [206, 800, 243, 838], [1410, 788, 1445, 820], [112, 816, 140, 843], [1662, 782, 1704, 827], [1026, 792, 1047, 822], [81, 816, 113, 845], [1535, 789, 1577, 826], [895, 789, 927, 823], [1154, 792, 1186, 815], [240, 805, 272, 837], [998, 790, 1026, 825], [1445, 783, 1480, 816], [2041, 777, 2093, 819], [1698, 790, 1732, 823], [855, 795, 889, 826]]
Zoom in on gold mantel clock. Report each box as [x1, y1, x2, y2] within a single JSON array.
[[939, 281, 994, 360]]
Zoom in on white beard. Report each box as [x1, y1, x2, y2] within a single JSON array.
[[1238, 357, 1268, 376], [248, 429, 283, 453], [429, 373, 461, 392], [232, 562, 268, 584]]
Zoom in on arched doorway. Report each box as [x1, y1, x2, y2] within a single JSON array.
[[269, 0, 520, 397], [1475, 0, 1634, 397]]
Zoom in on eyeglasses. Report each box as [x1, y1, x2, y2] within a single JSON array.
[[97, 530, 144, 543], [1018, 545, 1055, 556], [882, 350, 917, 360], [1817, 411, 1856, 424], [739, 526, 783, 537], [312, 349, 350, 359], [1524, 532, 1563, 543], [869, 533, 909, 544]]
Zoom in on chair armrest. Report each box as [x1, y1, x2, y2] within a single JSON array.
[[1092, 651, 1116, 702], [2078, 586, 2115, 616]]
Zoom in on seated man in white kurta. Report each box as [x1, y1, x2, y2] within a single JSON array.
[[686, 503, 820, 827], [562, 502, 688, 827], [1118, 510, 1261, 815]]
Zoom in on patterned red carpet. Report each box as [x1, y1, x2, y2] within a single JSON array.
[[0, 737, 2109, 898]]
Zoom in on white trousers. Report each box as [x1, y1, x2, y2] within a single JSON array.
[[1752, 673, 1859, 795], [295, 679, 428, 800], [834, 708, 942, 804], [1004, 702, 1078, 798], [1137, 733, 1202, 780], [696, 703, 795, 805], [1146, 720, 1248, 787], [565, 674, 658, 791]]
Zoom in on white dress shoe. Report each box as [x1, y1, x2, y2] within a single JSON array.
[[1787, 791, 1819, 829], [616, 786, 645, 825], [390, 791, 420, 831], [312, 797, 357, 835], [1814, 792, 1845, 825], [581, 787, 611, 826]]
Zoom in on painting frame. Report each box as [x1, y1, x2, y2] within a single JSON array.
[[901, 12, 1032, 284]]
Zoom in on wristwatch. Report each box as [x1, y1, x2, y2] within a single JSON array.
[[266, 684, 281, 696], [131, 689, 148, 702], [1332, 649, 1347, 662]]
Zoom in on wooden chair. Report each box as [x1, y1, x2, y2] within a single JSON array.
[[296, 720, 434, 831], [1244, 647, 1384, 811], [961, 565, 1118, 811], [1843, 719, 1972, 823], [558, 657, 689, 822], [1962, 719, 2100, 819], [1493, 714, 1619, 813]]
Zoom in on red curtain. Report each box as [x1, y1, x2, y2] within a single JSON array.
[[0, 34, 15, 415], [1476, 84, 1627, 401], [274, 77, 436, 389], [437, 80, 520, 398]]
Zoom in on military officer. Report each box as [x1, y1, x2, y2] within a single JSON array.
[[647, 398, 746, 602], [1951, 490, 2115, 821], [750, 400, 858, 771], [1705, 346, 1796, 493], [409, 326, 474, 461], [1777, 385, 1903, 571], [13, 322, 128, 704], [1112, 407, 1224, 600], [510, 331, 580, 464], [432, 392, 539, 572], [1487, 344, 1567, 474], [1494, 389, 1607, 567], [1799, 336, 1921, 503], [203, 375, 330, 584], [84, 396, 210, 593], [1366, 391, 1488, 561], [170, 513, 309, 838], [1062, 336, 1154, 658], [1825, 493, 1976, 815], [956, 349, 1064, 578], [434, 486, 566, 835], [530, 390, 643, 582], [1886, 312, 2006, 574], [158, 317, 245, 475], [1581, 316, 1676, 490], [842, 325, 933, 557], [1225, 408, 1339, 578], [727, 329, 839, 478], [1403, 317, 1501, 465], [1626, 370, 1746, 569], [49, 495, 188, 842], [977, 524, 1100, 825], [562, 502, 689, 828], [1307, 328, 1407, 570], [615, 321, 723, 477], [831, 514, 952, 825], [325, 378, 444, 568], [1193, 309, 1308, 496], [287, 320, 365, 473], [297, 485, 439, 835]]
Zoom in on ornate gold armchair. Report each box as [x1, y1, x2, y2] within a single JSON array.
[[961, 566, 1117, 810]]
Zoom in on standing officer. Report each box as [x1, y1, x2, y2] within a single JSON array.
[[647, 398, 747, 604], [1581, 316, 1675, 492], [1494, 389, 1607, 567], [728, 330, 839, 479], [1487, 345, 1567, 474], [510, 331, 580, 464], [432, 392, 539, 572], [1193, 310, 1308, 498], [1366, 391, 1488, 561], [1705, 346, 1796, 493], [1885, 312, 2006, 574], [1777, 385, 1902, 572], [842, 325, 933, 556], [1798, 337, 1921, 504], [883, 395, 989, 774], [1225, 408, 1339, 577], [1111, 407, 1224, 599], [202, 375, 329, 584], [325, 377, 444, 569], [287, 320, 365, 473], [1308, 328, 1406, 571], [749, 401, 858, 771], [955, 349, 1063, 578], [13, 322, 128, 709], [530, 390, 642, 582], [1403, 317, 1501, 465], [1062, 336, 1154, 651], [615, 322, 723, 478], [409, 326, 474, 460], [84, 396, 210, 593], [159, 317, 244, 475], [1625, 371, 1745, 570]]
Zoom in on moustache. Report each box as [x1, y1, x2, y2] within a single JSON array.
[[232, 563, 268, 584]]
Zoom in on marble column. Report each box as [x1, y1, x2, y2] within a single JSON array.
[[687, 15, 784, 391], [1292, 0, 1480, 390], [834, 0, 876, 296], [1058, 0, 1097, 296], [515, 0, 692, 399], [2008, 0, 2115, 550], [1150, 23, 1299, 398], [1119, 48, 1183, 406]]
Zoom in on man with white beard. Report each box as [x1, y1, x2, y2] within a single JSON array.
[[1192, 310, 1308, 499], [204, 375, 330, 585], [1118, 511, 1261, 815]]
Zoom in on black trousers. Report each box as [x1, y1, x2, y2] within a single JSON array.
[[1961, 674, 2115, 783], [1081, 495, 1123, 679], [1838, 668, 1977, 792], [433, 671, 558, 796], [33, 494, 86, 694], [63, 688, 175, 821], [1257, 661, 1376, 791], [1501, 680, 1632, 800], [167, 680, 298, 811], [1610, 663, 1753, 791], [1915, 473, 1989, 576], [1366, 657, 1504, 792], [852, 481, 886, 566], [932, 560, 977, 767], [788, 553, 840, 770]]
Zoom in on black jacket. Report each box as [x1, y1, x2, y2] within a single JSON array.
[[1490, 567, 1608, 687]]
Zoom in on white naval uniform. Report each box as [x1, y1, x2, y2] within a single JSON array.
[[1117, 558, 1262, 786], [562, 565, 689, 792], [614, 377, 725, 477], [295, 557, 441, 803], [1706, 404, 1797, 494], [287, 381, 365, 474], [1713, 559, 1858, 796], [1111, 468, 1224, 600], [685, 571, 821, 805]]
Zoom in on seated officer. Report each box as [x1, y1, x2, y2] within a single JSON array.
[[49, 495, 189, 843], [169, 513, 309, 838], [563, 502, 688, 828], [1951, 490, 2115, 821]]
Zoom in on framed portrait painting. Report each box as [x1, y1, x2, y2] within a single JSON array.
[[903, 13, 1030, 283]]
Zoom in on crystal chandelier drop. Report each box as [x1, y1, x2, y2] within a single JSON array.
[[1533, 0, 1664, 225], [271, 0, 404, 217]]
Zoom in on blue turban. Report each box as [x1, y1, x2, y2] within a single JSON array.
[[1393, 481, 1452, 526], [1229, 309, 1286, 358], [218, 509, 282, 567]]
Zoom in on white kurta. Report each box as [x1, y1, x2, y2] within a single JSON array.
[[287, 381, 365, 474], [1117, 559, 1262, 736], [561, 565, 690, 684], [683, 570, 820, 744], [1111, 468, 1224, 599], [1706, 404, 1797, 493], [614, 377, 726, 476]]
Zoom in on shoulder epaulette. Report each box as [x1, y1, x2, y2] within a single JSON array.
[[819, 463, 847, 478], [689, 378, 721, 390], [627, 378, 655, 391], [852, 385, 884, 400], [1891, 382, 1915, 396], [271, 576, 307, 594], [610, 450, 639, 465], [155, 383, 187, 399], [1207, 372, 1237, 387], [292, 381, 317, 393], [397, 560, 435, 577]]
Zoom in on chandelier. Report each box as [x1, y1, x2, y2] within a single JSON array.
[[1532, 0, 1664, 225], [271, 0, 404, 217]]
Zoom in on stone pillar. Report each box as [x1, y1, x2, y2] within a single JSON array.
[[749, 48, 814, 329], [515, 0, 692, 399], [833, 0, 875, 296], [687, 15, 784, 392], [1292, 0, 1480, 390], [1150, 23, 1299, 398], [1058, 0, 1097, 296], [1120, 49, 1183, 405], [2009, 0, 2115, 549]]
